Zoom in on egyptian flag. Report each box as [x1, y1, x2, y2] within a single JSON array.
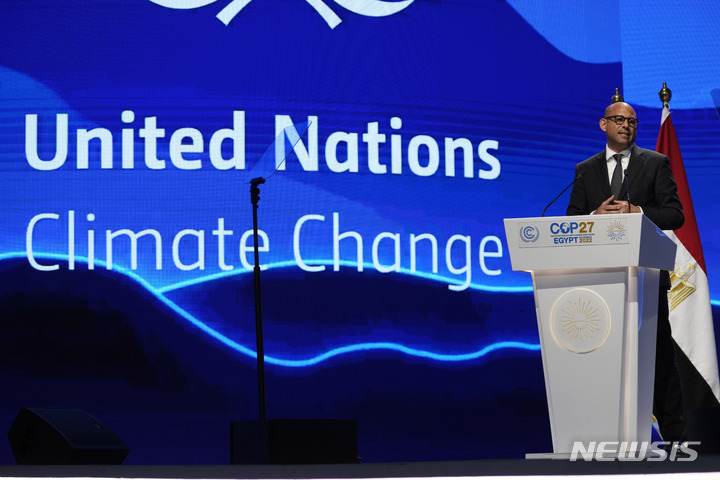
[[656, 106, 720, 412]]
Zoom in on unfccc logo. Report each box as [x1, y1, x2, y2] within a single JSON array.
[[520, 225, 539, 243], [148, 0, 415, 29]]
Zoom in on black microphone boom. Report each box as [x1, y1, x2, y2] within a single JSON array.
[[542, 172, 583, 217], [623, 169, 630, 205]]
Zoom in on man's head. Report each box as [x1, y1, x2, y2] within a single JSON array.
[[600, 102, 638, 152]]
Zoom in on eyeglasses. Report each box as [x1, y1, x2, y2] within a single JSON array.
[[605, 115, 639, 127]]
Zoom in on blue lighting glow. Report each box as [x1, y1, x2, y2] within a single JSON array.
[[2, 0, 720, 464], [156, 259, 535, 294], [1, 252, 540, 368]]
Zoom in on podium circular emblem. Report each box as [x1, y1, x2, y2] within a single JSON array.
[[549, 289, 611, 354], [520, 225, 540, 243]]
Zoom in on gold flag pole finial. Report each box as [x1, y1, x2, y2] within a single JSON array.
[[611, 88, 624, 103], [659, 82, 672, 108]]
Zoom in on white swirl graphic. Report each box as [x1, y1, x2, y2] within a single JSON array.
[[306, 0, 343, 28], [217, 0, 253, 25], [149, 0, 218, 8], [148, 0, 415, 28]]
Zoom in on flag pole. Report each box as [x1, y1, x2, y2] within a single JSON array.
[[656, 83, 720, 429], [659, 82, 671, 109]]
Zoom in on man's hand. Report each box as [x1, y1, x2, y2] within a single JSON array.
[[595, 195, 637, 214]]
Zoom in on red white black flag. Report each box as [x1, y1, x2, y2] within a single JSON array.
[[657, 106, 720, 410]]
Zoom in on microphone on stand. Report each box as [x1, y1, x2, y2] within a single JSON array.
[[542, 171, 584, 217], [622, 169, 631, 206]]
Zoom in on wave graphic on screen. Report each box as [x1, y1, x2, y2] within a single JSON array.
[[0, 252, 540, 368]]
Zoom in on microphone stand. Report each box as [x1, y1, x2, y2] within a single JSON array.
[[542, 173, 582, 217], [231, 121, 358, 465], [250, 176, 267, 421], [623, 169, 631, 205], [245, 122, 310, 423]]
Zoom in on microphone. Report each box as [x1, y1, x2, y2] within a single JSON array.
[[542, 171, 583, 217], [622, 169, 630, 205]]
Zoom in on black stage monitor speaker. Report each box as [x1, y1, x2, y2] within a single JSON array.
[[7, 407, 130, 465], [231, 419, 358, 464]]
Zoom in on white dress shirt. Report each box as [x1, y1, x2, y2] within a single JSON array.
[[605, 145, 632, 185]]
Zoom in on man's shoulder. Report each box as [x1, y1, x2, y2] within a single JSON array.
[[577, 150, 605, 168], [633, 145, 667, 161]]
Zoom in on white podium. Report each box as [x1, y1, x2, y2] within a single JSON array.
[[504, 214, 677, 455]]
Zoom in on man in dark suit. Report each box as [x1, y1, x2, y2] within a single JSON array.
[[566, 100, 685, 441]]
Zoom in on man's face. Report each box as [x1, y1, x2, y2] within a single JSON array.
[[600, 103, 638, 152]]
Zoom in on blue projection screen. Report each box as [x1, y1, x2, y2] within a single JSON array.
[[1, 0, 720, 465]]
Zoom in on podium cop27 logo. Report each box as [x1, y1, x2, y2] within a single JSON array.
[[148, 0, 415, 29]]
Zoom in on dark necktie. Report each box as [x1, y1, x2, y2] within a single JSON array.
[[610, 153, 623, 198]]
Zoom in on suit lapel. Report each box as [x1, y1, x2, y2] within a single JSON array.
[[591, 152, 612, 198]]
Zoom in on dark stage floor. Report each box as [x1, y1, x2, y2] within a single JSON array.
[[2, 456, 720, 479]]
